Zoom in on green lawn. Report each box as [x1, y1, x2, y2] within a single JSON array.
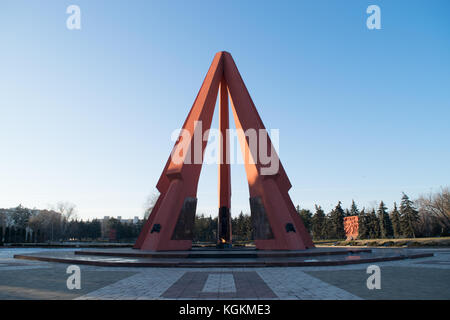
[[314, 236, 450, 247]]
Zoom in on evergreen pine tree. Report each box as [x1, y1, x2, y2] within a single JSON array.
[[11, 227, 16, 243], [296, 205, 313, 233], [368, 209, 380, 239], [237, 211, 245, 241], [358, 209, 369, 239], [350, 200, 360, 216], [322, 215, 333, 240], [399, 193, 420, 238], [5, 227, 10, 243], [311, 205, 326, 240], [377, 201, 393, 238], [329, 202, 346, 239], [390, 202, 402, 238], [344, 209, 350, 217], [0, 226, 3, 245]]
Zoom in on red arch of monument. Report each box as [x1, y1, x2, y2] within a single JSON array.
[[134, 51, 314, 251]]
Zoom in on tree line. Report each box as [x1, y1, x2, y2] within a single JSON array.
[[299, 188, 449, 240], [0, 219, 103, 243], [194, 188, 449, 242], [0, 202, 144, 244], [193, 212, 252, 243], [1, 188, 448, 244]]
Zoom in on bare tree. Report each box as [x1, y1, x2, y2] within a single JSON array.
[[143, 191, 160, 220], [29, 210, 63, 242], [49, 202, 77, 240], [54, 201, 78, 221], [416, 187, 450, 234]]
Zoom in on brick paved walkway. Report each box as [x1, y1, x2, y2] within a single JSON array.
[[1, 248, 449, 300]]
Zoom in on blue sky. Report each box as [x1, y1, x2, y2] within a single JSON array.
[[1, 0, 449, 220]]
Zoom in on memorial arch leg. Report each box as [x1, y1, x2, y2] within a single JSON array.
[[135, 52, 224, 251], [223, 52, 314, 250]]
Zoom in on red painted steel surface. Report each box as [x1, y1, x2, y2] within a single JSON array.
[[218, 77, 231, 210], [135, 52, 314, 251]]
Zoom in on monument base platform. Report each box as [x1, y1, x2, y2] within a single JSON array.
[[13, 247, 433, 268]]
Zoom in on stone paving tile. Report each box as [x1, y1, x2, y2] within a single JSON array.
[[256, 268, 362, 300], [75, 249, 448, 300], [147, 271, 278, 300], [1, 248, 449, 300], [0, 264, 137, 300], [76, 269, 186, 300], [305, 266, 450, 300]]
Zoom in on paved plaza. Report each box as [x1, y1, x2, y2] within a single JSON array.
[[0, 248, 449, 300]]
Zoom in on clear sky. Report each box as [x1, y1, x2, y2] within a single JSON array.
[[1, 0, 449, 220]]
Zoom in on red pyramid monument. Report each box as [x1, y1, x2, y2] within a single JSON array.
[[134, 51, 314, 251]]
